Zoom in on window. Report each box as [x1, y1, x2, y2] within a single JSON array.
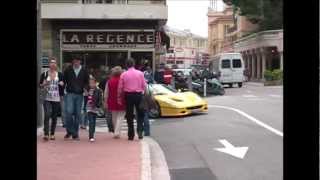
[[221, 59, 231, 68], [176, 61, 183, 64], [232, 59, 242, 68]]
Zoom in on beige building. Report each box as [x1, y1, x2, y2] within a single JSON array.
[[162, 26, 208, 69], [207, 5, 233, 56]]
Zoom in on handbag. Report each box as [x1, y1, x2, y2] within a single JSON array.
[[39, 71, 49, 102]]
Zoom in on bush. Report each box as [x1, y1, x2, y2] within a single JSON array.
[[264, 70, 273, 81], [264, 69, 283, 81], [272, 69, 283, 80]]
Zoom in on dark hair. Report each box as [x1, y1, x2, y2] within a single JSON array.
[[72, 54, 82, 61], [126, 58, 135, 68]]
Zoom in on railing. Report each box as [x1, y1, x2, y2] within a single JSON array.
[[234, 29, 283, 44]]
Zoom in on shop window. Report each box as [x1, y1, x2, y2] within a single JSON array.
[[176, 61, 183, 64]]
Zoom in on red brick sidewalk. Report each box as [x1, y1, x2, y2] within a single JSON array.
[[37, 128, 141, 180]]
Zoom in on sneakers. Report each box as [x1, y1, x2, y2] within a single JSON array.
[[113, 135, 120, 139], [80, 126, 86, 130], [50, 135, 55, 140], [89, 138, 95, 142], [43, 135, 49, 141]]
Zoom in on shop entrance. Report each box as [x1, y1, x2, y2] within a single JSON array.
[[62, 51, 153, 81], [130, 52, 153, 71], [62, 51, 127, 82]]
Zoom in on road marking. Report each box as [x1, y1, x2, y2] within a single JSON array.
[[242, 94, 258, 98], [247, 98, 265, 101], [246, 90, 252, 93], [214, 139, 249, 159], [208, 105, 283, 137], [269, 94, 282, 98]]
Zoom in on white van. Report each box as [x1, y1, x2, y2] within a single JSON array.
[[209, 53, 245, 88]]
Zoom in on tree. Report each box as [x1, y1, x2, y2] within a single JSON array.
[[223, 0, 283, 31]]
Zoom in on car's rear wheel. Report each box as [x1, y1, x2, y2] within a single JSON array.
[[149, 102, 161, 118], [219, 88, 225, 95]]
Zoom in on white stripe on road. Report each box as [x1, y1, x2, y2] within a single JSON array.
[[242, 95, 258, 98], [208, 105, 283, 137], [269, 94, 282, 98]]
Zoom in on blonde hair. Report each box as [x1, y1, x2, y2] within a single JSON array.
[[111, 66, 123, 77]]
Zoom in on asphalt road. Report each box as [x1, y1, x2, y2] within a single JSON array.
[[151, 82, 283, 180]]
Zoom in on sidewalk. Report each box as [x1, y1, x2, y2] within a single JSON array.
[[37, 127, 143, 180]]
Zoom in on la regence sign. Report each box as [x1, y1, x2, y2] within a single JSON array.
[[61, 30, 155, 50]]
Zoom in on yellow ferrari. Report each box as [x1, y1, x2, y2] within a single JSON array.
[[148, 84, 208, 118]]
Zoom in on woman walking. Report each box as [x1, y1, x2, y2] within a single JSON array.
[[39, 58, 64, 141], [105, 66, 125, 138]]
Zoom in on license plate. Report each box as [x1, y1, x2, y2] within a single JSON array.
[[191, 109, 202, 113]]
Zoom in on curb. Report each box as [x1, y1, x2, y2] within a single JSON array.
[[143, 137, 171, 180], [245, 82, 264, 87], [141, 139, 152, 180]]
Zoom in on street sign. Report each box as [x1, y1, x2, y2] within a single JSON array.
[[214, 139, 249, 159]]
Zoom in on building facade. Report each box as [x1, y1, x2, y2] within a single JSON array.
[[207, 5, 234, 56], [208, 1, 283, 81], [40, 0, 168, 76], [162, 26, 208, 69]]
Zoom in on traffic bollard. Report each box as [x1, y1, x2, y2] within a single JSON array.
[[204, 78, 207, 97]]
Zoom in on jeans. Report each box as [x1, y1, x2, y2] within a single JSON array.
[[65, 93, 84, 138], [143, 111, 150, 136], [43, 100, 60, 136], [80, 96, 88, 127], [125, 92, 144, 139], [87, 112, 97, 139]]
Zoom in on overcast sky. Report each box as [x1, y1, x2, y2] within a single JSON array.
[[167, 0, 225, 38]]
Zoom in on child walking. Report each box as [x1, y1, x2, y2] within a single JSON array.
[[86, 77, 103, 142]]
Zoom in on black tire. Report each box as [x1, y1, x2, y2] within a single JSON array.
[[149, 102, 161, 118], [238, 82, 243, 88], [219, 89, 225, 95], [229, 83, 233, 88]]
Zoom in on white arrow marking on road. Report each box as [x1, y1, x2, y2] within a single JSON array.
[[214, 139, 249, 159]]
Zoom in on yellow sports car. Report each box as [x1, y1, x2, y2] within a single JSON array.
[[148, 84, 208, 118]]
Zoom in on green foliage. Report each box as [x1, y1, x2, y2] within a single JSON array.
[[224, 0, 283, 31], [264, 70, 273, 81], [264, 69, 282, 81], [272, 69, 283, 80]]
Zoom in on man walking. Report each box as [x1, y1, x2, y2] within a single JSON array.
[[63, 55, 89, 140], [118, 58, 146, 140]]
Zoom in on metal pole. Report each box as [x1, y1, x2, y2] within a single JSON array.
[[204, 78, 207, 97], [37, 0, 43, 127]]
